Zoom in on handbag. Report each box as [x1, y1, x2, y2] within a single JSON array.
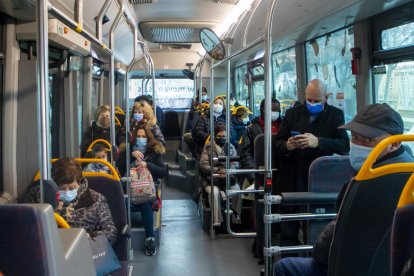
[[130, 166, 156, 205], [89, 234, 121, 276]]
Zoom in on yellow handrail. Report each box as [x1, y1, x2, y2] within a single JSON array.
[[355, 135, 414, 181], [54, 212, 70, 228], [86, 139, 112, 153]]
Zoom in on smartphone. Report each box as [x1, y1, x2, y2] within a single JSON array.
[[291, 131, 300, 137]]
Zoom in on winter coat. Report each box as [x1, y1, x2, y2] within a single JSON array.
[[192, 110, 226, 158], [132, 142, 166, 182], [311, 146, 414, 268], [83, 162, 111, 174], [239, 117, 264, 170], [80, 121, 124, 157], [230, 115, 247, 149], [27, 178, 117, 244], [199, 142, 238, 188], [272, 104, 350, 194]]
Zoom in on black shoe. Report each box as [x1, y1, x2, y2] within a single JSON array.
[[145, 237, 157, 256]]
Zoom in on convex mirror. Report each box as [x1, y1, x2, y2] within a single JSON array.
[[199, 28, 226, 60]]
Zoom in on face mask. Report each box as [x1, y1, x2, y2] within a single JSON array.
[[59, 188, 78, 203], [202, 95, 208, 101], [271, 112, 280, 121], [306, 101, 323, 115], [216, 137, 226, 147], [135, 137, 148, 152], [230, 100, 236, 106], [242, 117, 250, 124], [99, 117, 110, 127], [213, 104, 223, 114], [133, 113, 144, 121], [349, 142, 373, 170]]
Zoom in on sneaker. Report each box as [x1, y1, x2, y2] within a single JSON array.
[[145, 237, 157, 256]]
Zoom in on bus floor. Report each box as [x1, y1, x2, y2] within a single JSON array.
[[131, 199, 261, 276]]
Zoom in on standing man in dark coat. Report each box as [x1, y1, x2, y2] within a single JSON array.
[[272, 79, 350, 247]]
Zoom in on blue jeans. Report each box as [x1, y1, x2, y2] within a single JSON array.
[[273, 257, 326, 276], [134, 202, 154, 238]]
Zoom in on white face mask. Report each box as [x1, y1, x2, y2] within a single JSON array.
[[213, 104, 223, 114], [349, 142, 374, 170], [59, 188, 78, 203], [202, 95, 208, 101], [242, 117, 249, 124], [271, 111, 280, 121]]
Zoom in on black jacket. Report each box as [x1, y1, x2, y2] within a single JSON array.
[[80, 121, 124, 157], [239, 117, 263, 170], [192, 110, 226, 158], [273, 104, 350, 193]]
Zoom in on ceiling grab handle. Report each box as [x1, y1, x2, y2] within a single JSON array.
[[96, 0, 111, 42]]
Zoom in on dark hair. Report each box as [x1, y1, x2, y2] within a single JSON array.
[[92, 143, 106, 156], [134, 95, 151, 104], [197, 87, 208, 94], [133, 124, 158, 152], [260, 98, 280, 116], [52, 158, 83, 186], [214, 123, 226, 136]]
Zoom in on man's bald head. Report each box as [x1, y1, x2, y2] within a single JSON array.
[[305, 79, 327, 103]]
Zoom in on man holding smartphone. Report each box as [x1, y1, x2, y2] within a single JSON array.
[[272, 79, 350, 249]]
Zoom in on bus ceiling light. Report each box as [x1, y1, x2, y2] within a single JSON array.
[[216, 0, 256, 37]]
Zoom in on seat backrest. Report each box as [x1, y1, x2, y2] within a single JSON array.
[[0, 204, 95, 276], [308, 155, 356, 193], [391, 173, 414, 276], [254, 134, 277, 189], [307, 155, 356, 244], [85, 174, 128, 261], [391, 202, 414, 276], [164, 110, 181, 139], [328, 135, 414, 276]]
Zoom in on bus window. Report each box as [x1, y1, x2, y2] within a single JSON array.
[[374, 60, 414, 153], [235, 65, 248, 106], [272, 47, 297, 114], [306, 27, 356, 122], [252, 80, 264, 115], [129, 78, 193, 109], [381, 22, 414, 50]]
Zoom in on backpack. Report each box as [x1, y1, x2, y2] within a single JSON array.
[[130, 166, 156, 205]]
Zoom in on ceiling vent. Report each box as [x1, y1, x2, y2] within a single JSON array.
[[129, 0, 158, 4], [213, 0, 239, 5], [140, 22, 218, 43]]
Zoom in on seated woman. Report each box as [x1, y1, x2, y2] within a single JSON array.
[[199, 124, 242, 226], [130, 101, 165, 146], [193, 96, 226, 159], [130, 124, 166, 256], [83, 143, 111, 174], [80, 105, 125, 158], [27, 158, 117, 244]]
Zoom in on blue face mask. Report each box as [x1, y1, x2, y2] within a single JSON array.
[[134, 137, 148, 152], [306, 101, 323, 115], [202, 95, 208, 102], [133, 113, 144, 121], [242, 117, 249, 124], [349, 142, 373, 170], [59, 188, 78, 203]]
